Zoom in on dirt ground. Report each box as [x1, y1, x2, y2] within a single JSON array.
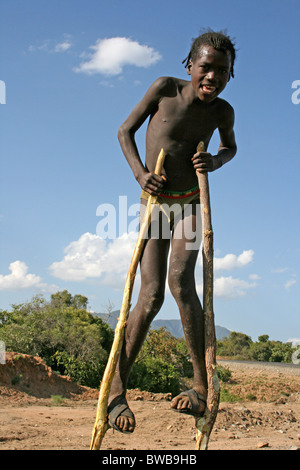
[[0, 352, 299, 451]]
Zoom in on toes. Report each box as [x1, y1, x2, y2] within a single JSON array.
[[170, 397, 179, 409], [171, 396, 191, 411], [170, 391, 206, 415], [178, 398, 191, 410], [116, 416, 135, 433]]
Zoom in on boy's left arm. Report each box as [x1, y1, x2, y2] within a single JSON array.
[[192, 106, 237, 173]]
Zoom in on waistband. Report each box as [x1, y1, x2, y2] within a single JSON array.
[[158, 185, 200, 199]]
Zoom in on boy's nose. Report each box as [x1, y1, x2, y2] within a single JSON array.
[[206, 70, 215, 80]]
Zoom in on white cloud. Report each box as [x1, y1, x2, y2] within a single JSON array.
[[272, 267, 289, 273], [49, 232, 137, 283], [214, 276, 257, 299], [54, 41, 72, 53], [214, 250, 254, 271], [285, 279, 296, 290], [0, 261, 57, 292], [196, 275, 256, 300], [74, 37, 162, 75], [29, 36, 72, 54], [249, 273, 260, 280], [28, 41, 49, 52]]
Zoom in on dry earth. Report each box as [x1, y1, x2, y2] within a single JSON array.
[[0, 352, 299, 451]]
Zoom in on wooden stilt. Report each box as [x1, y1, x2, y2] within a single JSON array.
[[194, 142, 220, 450], [90, 149, 166, 450]]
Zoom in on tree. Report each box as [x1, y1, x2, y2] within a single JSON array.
[[250, 341, 272, 362], [258, 334, 269, 343], [72, 294, 88, 310], [50, 290, 73, 308], [217, 331, 293, 363], [217, 331, 253, 359], [0, 291, 113, 388], [50, 290, 88, 310]]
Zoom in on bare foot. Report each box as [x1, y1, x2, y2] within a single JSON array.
[[170, 389, 206, 416]]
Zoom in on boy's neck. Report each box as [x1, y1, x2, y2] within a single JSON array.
[[184, 81, 215, 107]]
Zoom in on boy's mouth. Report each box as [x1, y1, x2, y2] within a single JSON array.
[[201, 84, 217, 95]]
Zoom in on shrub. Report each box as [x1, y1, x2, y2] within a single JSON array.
[[0, 293, 113, 389], [128, 357, 181, 395], [127, 327, 192, 395], [216, 365, 232, 383]]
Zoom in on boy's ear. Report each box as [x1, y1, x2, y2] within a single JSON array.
[[187, 61, 192, 75]]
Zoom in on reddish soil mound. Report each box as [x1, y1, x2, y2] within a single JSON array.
[[0, 352, 98, 401]]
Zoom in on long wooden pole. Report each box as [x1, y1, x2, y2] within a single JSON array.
[[194, 142, 220, 450], [90, 148, 166, 450]]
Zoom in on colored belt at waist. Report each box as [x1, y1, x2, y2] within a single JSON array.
[[158, 185, 200, 199]]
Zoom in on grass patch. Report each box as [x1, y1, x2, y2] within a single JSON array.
[[51, 395, 65, 406], [220, 387, 241, 403], [246, 393, 257, 401]]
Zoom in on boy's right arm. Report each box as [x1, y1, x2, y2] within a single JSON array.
[[118, 77, 171, 195]]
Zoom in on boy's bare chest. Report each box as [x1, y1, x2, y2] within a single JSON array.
[[155, 96, 219, 139]]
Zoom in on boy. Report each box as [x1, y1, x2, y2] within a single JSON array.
[[108, 30, 237, 433]]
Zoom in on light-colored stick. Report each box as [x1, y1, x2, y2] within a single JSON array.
[[194, 142, 220, 450], [90, 148, 166, 450]]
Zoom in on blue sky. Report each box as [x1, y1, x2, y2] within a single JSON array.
[[1, 0, 299, 343]]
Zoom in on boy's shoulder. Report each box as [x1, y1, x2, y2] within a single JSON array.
[[214, 97, 235, 116], [150, 76, 188, 95], [152, 75, 184, 86], [213, 97, 235, 128]]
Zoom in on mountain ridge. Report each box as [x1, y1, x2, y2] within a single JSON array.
[[95, 310, 231, 340]]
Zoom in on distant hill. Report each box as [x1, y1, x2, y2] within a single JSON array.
[[95, 310, 231, 340]]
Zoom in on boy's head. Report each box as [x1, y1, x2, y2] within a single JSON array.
[[183, 29, 236, 79]]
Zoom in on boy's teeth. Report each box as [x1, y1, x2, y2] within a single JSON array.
[[202, 85, 216, 93]]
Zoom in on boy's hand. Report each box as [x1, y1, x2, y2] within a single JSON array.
[[137, 171, 166, 196], [192, 151, 221, 173]]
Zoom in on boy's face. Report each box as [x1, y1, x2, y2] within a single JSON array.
[[187, 45, 231, 103]]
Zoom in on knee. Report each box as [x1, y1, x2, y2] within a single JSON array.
[[168, 263, 194, 303], [140, 282, 165, 318]]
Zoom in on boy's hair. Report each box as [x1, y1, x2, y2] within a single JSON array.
[[183, 29, 236, 78]]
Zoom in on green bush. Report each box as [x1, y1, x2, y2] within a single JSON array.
[[129, 357, 180, 395], [217, 331, 293, 363], [216, 365, 232, 382], [127, 327, 192, 395], [0, 292, 113, 388]]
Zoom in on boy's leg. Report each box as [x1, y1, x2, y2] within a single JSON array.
[[168, 201, 208, 415], [108, 207, 170, 432]]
